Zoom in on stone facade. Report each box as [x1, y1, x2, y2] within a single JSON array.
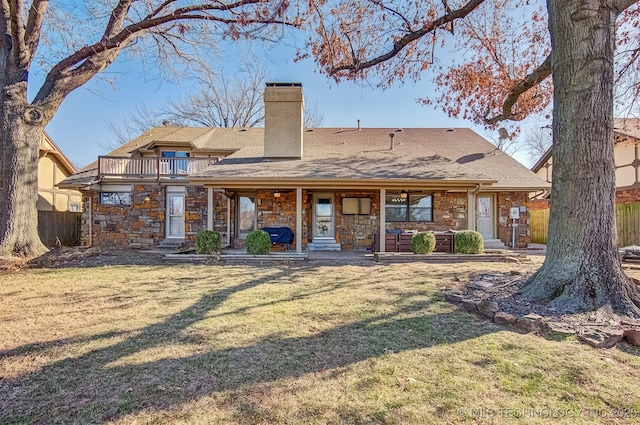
[[81, 185, 531, 251], [230, 190, 470, 251], [334, 191, 380, 250], [497, 192, 530, 248], [386, 191, 468, 234], [248, 190, 311, 251], [81, 184, 226, 249]]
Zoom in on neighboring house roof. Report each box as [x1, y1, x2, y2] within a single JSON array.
[[40, 132, 77, 175], [61, 126, 549, 191], [531, 118, 640, 173]]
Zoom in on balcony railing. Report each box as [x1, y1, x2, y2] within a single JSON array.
[[98, 156, 218, 178]]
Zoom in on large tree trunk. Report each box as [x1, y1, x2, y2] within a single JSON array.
[[521, 0, 640, 317], [0, 82, 48, 258]]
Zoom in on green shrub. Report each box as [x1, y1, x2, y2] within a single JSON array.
[[411, 232, 436, 254], [455, 230, 484, 254], [195, 230, 221, 254], [246, 230, 271, 255]]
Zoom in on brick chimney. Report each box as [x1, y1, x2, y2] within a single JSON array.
[[264, 82, 304, 158]]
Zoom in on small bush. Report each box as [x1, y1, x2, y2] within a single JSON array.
[[246, 230, 271, 255], [196, 230, 221, 254], [411, 232, 436, 254], [455, 230, 484, 254]]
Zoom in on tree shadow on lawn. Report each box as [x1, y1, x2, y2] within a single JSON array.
[[0, 267, 499, 424]]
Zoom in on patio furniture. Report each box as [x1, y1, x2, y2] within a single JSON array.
[[373, 231, 454, 253], [262, 227, 295, 251]]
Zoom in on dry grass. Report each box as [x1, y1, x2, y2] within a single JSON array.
[[1, 258, 640, 424]]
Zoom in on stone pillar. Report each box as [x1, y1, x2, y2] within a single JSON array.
[[379, 188, 386, 252]]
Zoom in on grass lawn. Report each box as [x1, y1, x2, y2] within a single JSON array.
[[1, 258, 640, 424]]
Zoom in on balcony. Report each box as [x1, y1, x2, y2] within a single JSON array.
[[98, 156, 218, 179]]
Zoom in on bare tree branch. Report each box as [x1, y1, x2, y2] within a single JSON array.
[[328, 0, 486, 75], [8, 0, 27, 67], [101, 0, 135, 41], [0, 2, 11, 52], [24, 0, 48, 61], [32, 0, 295, 112], [484, 53, 552, 125]]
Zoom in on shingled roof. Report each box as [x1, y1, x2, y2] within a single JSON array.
[[189, 127, 548, 190], [61, 126, 549, 191]]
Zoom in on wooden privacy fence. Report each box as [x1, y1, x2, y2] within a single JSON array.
[[38, 211, 81, 247], [529, 204, 640, 247], [616, 203, 640, 247], [530, 209, 549, 244]]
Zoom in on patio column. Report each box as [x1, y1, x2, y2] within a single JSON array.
[[379, 188, 386, 252], [296, 187, 302, 254], [226, 195, 231, 248], [207, 188, 214, 231], [468, 185, 481, 231]]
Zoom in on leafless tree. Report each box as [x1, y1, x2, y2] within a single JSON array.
[[522, 126, 552, 164], [104, 60, 324, 149], [163, 60, 267, 128], [303, 100, 324, 128], [0, 0, 296, 257]]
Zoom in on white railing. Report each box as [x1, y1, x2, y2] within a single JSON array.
[[98, 156, 217, 178]]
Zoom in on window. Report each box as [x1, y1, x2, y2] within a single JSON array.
[[237, 195, 256, 239], [342, 197, 371, 215], [100, 192, 131, 205], [409, 194, 433, 221], [161, 151, 190, 174], [69, 203, 82, 212], [385, 194, 408, 222], [385, 193, 433, 222]]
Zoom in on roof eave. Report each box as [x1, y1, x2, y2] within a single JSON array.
[[187, 177, 497, 190]]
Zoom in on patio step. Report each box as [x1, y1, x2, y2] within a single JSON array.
[[483, 238, 507, 250], [306, 241, 341, 251], [156, 238, 185, 250]]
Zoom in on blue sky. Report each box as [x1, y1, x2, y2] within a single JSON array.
[[40, 34, 535, 169]]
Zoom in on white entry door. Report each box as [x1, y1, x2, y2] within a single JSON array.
[[166, 193, 185, 238], [476, 195, 494, 240], [313, 193, 335, 239]]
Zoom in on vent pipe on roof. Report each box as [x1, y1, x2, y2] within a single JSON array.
[[389, 133, 395, 150], [357, 119, 361, 130]]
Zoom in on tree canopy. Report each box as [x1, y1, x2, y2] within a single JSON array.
[[302, 0, 639, 129]]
